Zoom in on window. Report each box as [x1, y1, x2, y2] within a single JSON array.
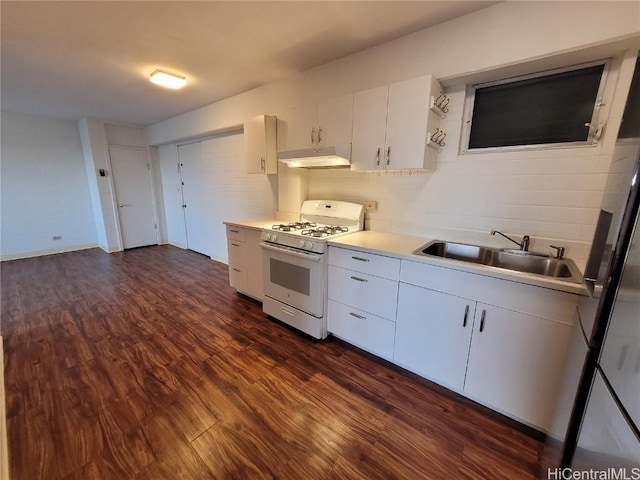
[[464, 61, 608, 151]]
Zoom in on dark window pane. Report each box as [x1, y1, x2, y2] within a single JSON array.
[[618, 56, 640, 139], [469, 64, 604, 149]]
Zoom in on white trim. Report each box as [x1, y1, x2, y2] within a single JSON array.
[[0, 243, 99, 261], [0, 336, 9, 480]]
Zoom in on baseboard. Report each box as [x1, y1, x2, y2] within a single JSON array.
[[0, 337, 9, 480], [167, 241, 187, 249], [0, 243, 98, 261]]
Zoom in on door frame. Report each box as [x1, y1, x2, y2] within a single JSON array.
[[107, 145, 160, 250]]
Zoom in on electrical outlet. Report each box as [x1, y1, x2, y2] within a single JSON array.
[[52, 235, 62, 241], [364, 200, 378, 211]]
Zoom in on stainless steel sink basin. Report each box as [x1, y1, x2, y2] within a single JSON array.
[[415, 240, 583, 283]]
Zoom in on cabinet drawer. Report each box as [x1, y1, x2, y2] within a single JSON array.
[[328, 300, 395, 360], [226, 225, 246, 242], [227, 239, 245, 266], [228, 265, 247, 290], [328, 265, 399, 320], [329, 247, 400, 280]]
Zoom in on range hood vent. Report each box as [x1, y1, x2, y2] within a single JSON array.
[[277, 144, 351, 169]]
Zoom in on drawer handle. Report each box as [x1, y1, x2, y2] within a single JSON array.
[[350, 276, 368, 283], [463, 305, 469, 327], [349, 312, 366, 320], [230, 229, 239, 233], [479, 310, 486, 333], [232, 268, 241, 272], [352, 256, 370, 262], [231, 243, 240, 247]]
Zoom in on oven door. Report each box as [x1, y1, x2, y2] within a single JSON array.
[[260, 242, 325, 317]]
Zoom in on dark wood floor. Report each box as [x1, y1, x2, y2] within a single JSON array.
[[1, 245, 544, 479]]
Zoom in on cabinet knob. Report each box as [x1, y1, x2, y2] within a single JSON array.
[[261, 157, 265, 171]]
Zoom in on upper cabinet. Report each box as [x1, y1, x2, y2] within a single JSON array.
[[277, 94, 353, 152], [351, 75, 444, 171], [245, 114, 277, 174]]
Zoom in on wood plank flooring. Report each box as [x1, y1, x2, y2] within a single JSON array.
[[1, 246, 544, 479]]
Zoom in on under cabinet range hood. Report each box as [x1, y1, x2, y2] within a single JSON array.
[[277, 144, 351, 168]]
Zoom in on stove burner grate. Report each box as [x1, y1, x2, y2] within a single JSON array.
[[272, 222, 317, 232]]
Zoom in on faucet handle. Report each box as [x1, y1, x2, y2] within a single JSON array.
[[550, 245, 565, 260]]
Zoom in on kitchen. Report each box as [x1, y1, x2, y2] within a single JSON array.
[[1, 1, 640, 479]]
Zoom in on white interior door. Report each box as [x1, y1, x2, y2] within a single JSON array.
[[177, 141, 213, 257], [109, 146, 158, 249]]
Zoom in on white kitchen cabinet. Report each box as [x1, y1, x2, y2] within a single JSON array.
[[396, 258, 577, 431], [351, 75, 442, 171], [394, 283, 475, 391], [277, 94, 353, 152], [225, 225, 263, 300], [244, 114, 277, 174], [327, 246, 400, 359], [351, 85, 389, 171], [464, 303, 573, 430]]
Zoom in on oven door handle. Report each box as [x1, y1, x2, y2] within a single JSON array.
[[260, 242, 324, 262]]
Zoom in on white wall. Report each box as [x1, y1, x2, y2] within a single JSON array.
[[146, 1, 639, 265], [1, 111, 97, 260]]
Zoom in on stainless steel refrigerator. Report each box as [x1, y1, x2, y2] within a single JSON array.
[[541, 55, 640, 474]]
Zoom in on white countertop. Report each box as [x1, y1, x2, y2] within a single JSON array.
[[223, 218, 280, 231], [329, 231, 589, 296]]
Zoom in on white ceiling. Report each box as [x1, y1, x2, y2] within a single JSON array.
[[1, 1, 496, 126]]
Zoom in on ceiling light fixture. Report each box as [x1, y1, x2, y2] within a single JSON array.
[[149, 69, 187, 89]]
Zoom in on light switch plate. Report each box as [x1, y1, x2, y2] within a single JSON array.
[[364, 200, 378, 211]]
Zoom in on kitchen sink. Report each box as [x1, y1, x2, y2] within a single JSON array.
[[415, 240, 583, 283]]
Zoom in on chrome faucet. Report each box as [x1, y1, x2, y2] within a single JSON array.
[[491, 230, 530, 251]]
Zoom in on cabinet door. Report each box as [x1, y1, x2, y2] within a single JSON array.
[[395, 283, 475, 391], [277, 103, 317, 151], [351, 85, 389, 171], [244, 115, 277, 174], [464, 304, 573, 430], [317, 93, 353, 148], [385, 76, 429, 169]]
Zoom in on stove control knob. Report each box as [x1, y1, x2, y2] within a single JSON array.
[[307, 242, 314, 251], [299, 240, 306, 248], [272, 234, 277, 242], [265, 233, 271, 241]]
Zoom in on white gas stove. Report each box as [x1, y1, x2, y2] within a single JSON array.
[[260, 200, 364, 339], [261, 200, 364, 253]]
